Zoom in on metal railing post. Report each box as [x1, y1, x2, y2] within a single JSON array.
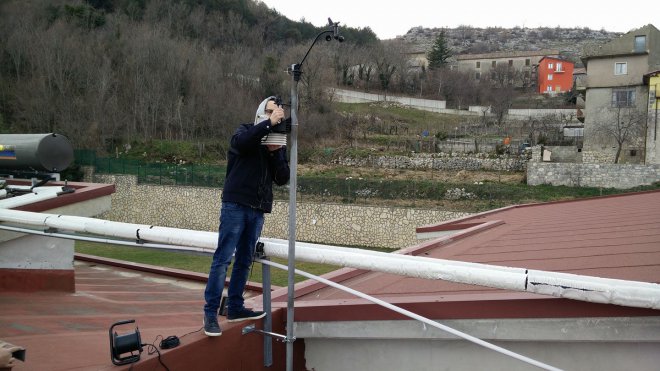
[[262, 255, 273, 367]]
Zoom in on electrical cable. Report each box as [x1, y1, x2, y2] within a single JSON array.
[[178, 326, 203, 339], [150, 325, 203, 350], [139, 326, 202, 370], [143, 343, 170, 371], [242, 254, 258, 305]]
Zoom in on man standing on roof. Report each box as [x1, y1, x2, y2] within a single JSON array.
[[203, 96, 290, 337]]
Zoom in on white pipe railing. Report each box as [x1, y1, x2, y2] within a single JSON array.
[[261, 238, 660, 309], [0, 186, 65, 208], [1, 209, 659, 310], [259, 259, 563, 371], [0, 224, 214, 254]]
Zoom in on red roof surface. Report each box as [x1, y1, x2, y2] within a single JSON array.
[[3, 186, 660, 370], [266, 190, 660, 322], [1, 257, 301, 371], [0, 179, 307, 370]]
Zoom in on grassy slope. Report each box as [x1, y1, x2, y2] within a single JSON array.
[[76, 241, 351, 286]]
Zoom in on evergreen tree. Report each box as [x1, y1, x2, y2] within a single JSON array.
[[427, 31, 452, 70]]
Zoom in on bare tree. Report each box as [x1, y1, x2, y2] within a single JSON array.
[[376, 58, 396, 97], [521, 114, 564, 146], [462, 116, 493, 153], [484, 85, 515, 126], [456, 25, 475, 43], [489, 63, 518, 89], [596, 107, 647, 163], [333, 49, 353, 87], [437, 69, 478, 109], [385, 40, 414, 94]]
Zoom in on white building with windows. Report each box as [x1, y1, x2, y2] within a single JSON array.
[[581, 24, 660, 164], [456, 49, 559, 88]]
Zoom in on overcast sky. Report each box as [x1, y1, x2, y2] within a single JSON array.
[[258, 0, 657, 40]]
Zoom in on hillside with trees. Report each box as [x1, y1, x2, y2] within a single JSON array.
[[0, 0, 378, 154], [0, 0, 620, 162]]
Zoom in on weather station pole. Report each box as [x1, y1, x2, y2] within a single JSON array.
[[285, 18, 344, 371]]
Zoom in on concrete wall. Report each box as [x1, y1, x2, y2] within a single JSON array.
[[0, 234, 73, 270], [469, 106, 579, 120], [90, 174, 469, 249], [329, 88, 450, 112], [330, 88, 582, 121], [0, 190, 112, 292], [298, 317, 660, 371], [543, 146, 582, 163], [585, 54, 648, 88], [507, 108, 578, 119]]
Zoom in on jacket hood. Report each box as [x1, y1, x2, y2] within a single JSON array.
[[254, 96, 276, 125]]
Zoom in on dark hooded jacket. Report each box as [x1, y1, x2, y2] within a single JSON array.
[[221, 119, 290, 213]]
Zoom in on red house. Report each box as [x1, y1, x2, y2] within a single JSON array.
[[538, 56, 574, 94]]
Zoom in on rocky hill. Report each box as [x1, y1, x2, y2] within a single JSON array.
[[397, 26, 623, 66]]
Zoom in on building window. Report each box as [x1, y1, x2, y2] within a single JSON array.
[[548, 74, 553, 80], [475, 72, 480, 80], [611, 89, 636, 107], [492, 61, 496, 68], [508, 60, 513, 66], [556, 62, 563, 72], [615, 62, 627, 75], [634, 35, 646, 52], [548, 63, 553, 69], [630, 149, 637, 157], [476, 61, 480, 68], [525, 59, 530, 66]]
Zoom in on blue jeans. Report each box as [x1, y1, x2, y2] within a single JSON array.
[[204, 202, 264, 317]]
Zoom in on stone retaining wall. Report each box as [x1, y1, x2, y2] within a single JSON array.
[[527, 162, 660, 188], [332, 153, 528, 172], [527, 145, 660, 188], [89, 174, 469, 249]]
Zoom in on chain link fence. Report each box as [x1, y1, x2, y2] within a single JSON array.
[[75, 150, 624, 210], [76, 150, 227, 187]]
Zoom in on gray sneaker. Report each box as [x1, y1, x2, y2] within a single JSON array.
[[204, 315, 222, 336]]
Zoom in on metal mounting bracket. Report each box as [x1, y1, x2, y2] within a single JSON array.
[[242, 324, 295, 343]]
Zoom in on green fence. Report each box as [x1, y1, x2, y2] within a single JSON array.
[[74, 150, 630, 209], [76, 150, 227, 188]]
